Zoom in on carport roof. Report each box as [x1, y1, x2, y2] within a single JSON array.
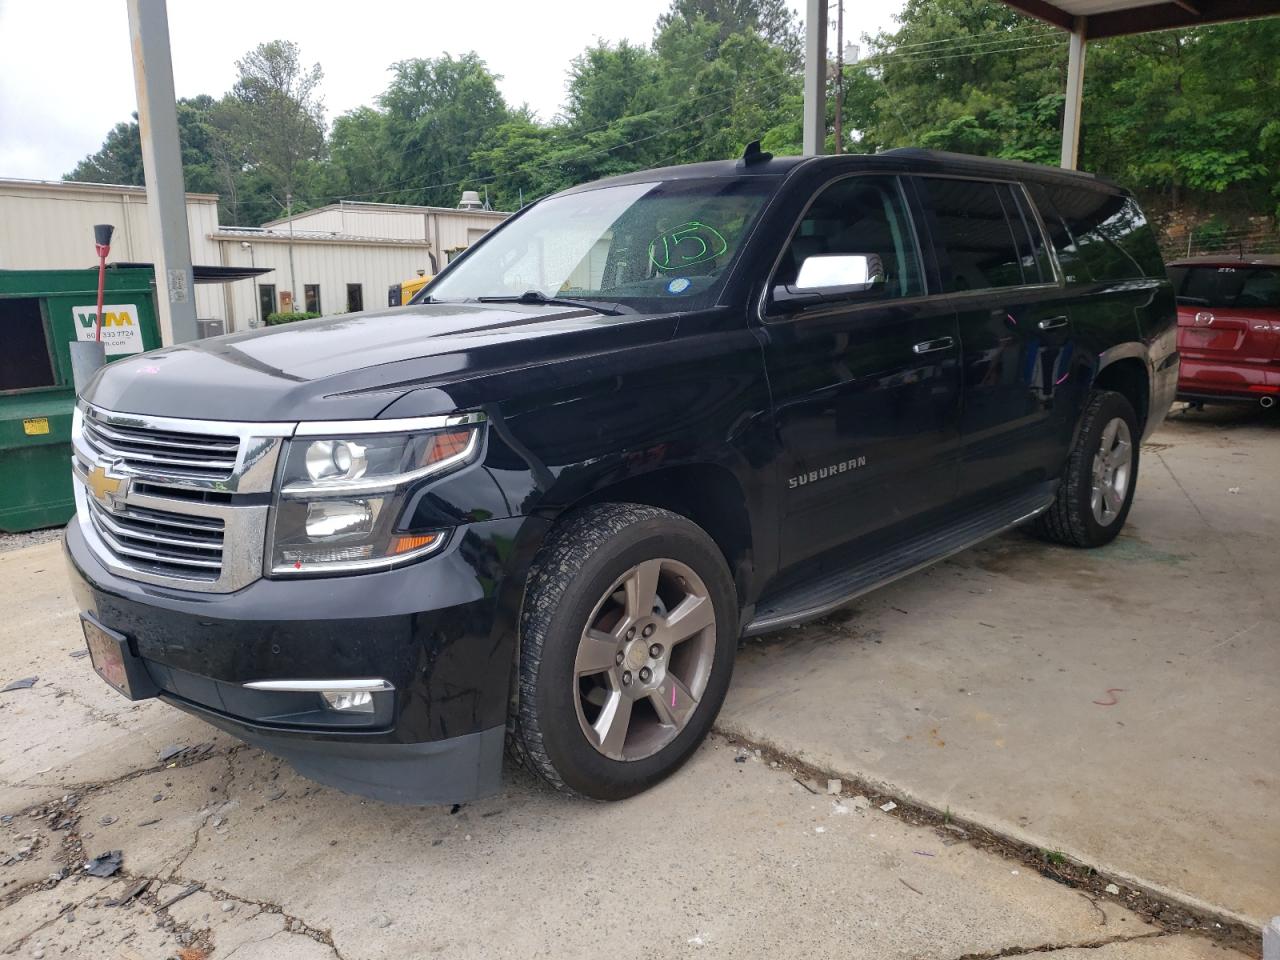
[[998, 0, 1280, 38]]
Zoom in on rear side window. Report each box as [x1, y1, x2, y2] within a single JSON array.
[[1029, 184, 1165, 282], [1168, 266, 1280, 309], [914, 178, 1029, 292]]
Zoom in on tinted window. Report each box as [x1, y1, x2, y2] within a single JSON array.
[[1025, 183, 1085, 281], [916, 178, 1027, 291], [347, 283, 364, 312], [0, 298, 55, 392], [1029, 185, 1164, 282], [1168, 265, 1280, 309], [774, 176, 923, 304]]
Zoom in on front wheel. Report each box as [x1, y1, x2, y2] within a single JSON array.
[[511, 503, 738, 800], [1034, 389, 1140, 548]]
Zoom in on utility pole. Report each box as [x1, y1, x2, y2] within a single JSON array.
[[802, 0, 828, 155], [286, 191, 297, 309], [127, 0, 198, 344], [833, 0, 845, 155]]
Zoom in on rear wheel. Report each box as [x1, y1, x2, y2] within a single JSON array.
[[1034, 389, 1140, 548], [511, 503, 737, 800]]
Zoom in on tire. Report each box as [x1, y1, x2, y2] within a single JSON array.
[[1034, 389, 1140, 548], [510, 503, 738, 800]]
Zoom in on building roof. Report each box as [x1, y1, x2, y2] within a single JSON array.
[[209, 226, 431, 247], [998, 0, 1280, 39], [0, 176, 220, 203], [260, 199, 510, 228]]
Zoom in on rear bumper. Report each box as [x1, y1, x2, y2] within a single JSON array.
[[64, 514, 535, 804], [1176, 356, 1280, 403]]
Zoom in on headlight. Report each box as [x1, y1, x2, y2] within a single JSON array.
[[267, 415, 483, 575]]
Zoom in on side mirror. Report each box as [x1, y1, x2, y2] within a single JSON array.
[[770, 253, 885, 314], [796, 253, 881, 291]]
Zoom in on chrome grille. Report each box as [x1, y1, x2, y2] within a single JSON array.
[[82, 415, 240, 480], [72, 404, 290, 593], [86, 497, 224, 582]]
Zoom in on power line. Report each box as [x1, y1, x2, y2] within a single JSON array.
[[869, 39, 1064, 68], [871, 22, 1051, 54]]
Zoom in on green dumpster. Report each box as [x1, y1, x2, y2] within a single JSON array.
[[0, 267, 162, 533]]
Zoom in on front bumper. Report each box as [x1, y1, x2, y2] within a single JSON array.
[[65, 514, 530, 804]]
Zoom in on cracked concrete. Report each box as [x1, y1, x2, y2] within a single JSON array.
[[0, 417, 1265, 959], [719, 407, 1279, 931]]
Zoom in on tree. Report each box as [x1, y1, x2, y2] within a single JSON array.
[[223, 40, 326, 219], [378, 53, 510, 207], [657, 0, 802, 64], [65, 120, 145, 185], [562, 41, 658, 133], [327, 107, 391, 199]]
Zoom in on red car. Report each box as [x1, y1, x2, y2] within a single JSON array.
[[1167, 256, 1280, 408]]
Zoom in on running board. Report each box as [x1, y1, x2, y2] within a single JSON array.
[[742, 484, 1056, 637]]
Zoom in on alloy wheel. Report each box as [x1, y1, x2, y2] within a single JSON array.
[[1091, 416, 1132, 527], [573, 558, 717, 761]]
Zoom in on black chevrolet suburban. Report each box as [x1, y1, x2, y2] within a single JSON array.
[[66, 148, 1178, 804]]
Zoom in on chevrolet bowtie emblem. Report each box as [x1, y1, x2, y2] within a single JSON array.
[[86, 464, 127, 507]]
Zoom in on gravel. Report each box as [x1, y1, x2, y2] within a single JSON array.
[[0, 527, 63, 555]]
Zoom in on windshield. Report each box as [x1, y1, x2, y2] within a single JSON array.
[[424, 177, 776, 311], [1168, 265, 1280, 309]]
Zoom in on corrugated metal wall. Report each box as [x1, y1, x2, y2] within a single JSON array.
[[0, 181, 224, 323], [216, 237, 436, 328], [0, 183, 511, 339]]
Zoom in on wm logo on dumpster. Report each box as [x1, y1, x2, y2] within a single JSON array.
[[71, 304, 145, 357]]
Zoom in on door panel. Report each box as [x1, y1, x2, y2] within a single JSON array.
[[765, 302, 961, 567], [760, 174, 960, 570], [911, 176, 1080, 500], [955, 290, 1079, 497]]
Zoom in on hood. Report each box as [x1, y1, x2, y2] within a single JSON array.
[[85, 301, 677, 422]]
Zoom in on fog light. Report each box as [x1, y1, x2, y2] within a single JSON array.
[[321, 690, 374, 713]]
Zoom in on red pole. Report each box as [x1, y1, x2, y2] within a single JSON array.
[[94, 249, 107, 343], [92, 224, 114, 344]]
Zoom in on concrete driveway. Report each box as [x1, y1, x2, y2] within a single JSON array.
[[0, 407, 1270, 958], [720, 405, 1279, 930]]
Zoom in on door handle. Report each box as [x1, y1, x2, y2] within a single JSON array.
[[1038, 315, 1069, 331], [912, 336, 955, 355]]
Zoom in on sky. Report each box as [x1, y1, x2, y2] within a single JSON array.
[[0, 0, 905, 182]]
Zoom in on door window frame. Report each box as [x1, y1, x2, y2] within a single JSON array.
[[758, 173, 929, 324], [759, 171, 1067, 325]]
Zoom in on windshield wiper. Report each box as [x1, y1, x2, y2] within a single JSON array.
[[476, 290, 629, 316]]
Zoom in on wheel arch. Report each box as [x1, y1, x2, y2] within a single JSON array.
[[1093, 347, 1152, 435], [566, 463, 755, 605]]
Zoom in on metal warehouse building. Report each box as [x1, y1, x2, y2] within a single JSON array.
[[0, 178, 509, 343]]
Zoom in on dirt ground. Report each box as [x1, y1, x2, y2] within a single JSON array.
[[0, 405, 1272, 959]]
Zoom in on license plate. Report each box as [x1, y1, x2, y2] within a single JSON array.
[[82, 616, 135, 699]]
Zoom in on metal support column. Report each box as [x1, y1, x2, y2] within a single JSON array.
[[1060, 16, 1088, 170], [126, 0, 198, 344], [803, 0, 829, 156]]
